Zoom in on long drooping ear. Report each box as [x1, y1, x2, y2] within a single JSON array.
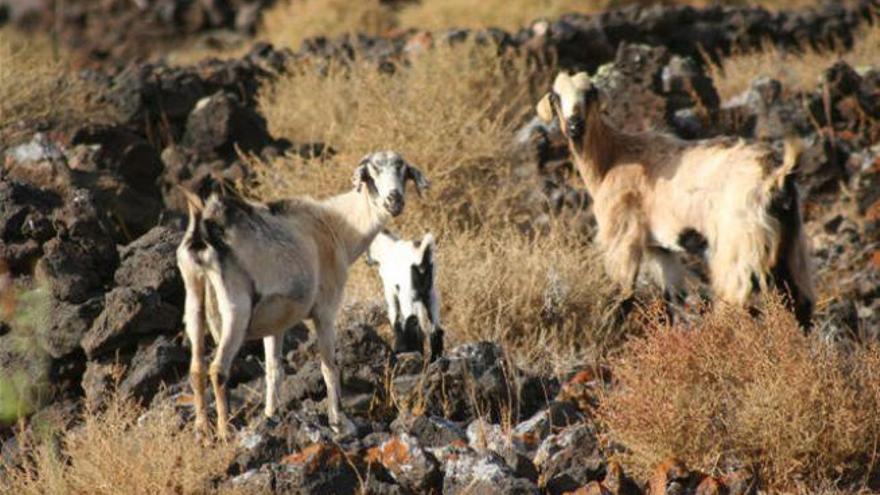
[[352, 157, 372, 193], [536, 92, 554, 122], [418, 233, 435, 268], [404, 164, 430, 197]]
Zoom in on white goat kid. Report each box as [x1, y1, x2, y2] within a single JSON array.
[[366, 230, 443, 361], [176, 151, 429, 440]]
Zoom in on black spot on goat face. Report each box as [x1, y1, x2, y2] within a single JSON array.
[[353, 151, 428, 217]]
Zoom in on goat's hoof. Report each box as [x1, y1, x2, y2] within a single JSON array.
[[330, 415, 357, 439], [214, 423, 233, 443], [194, 415, 209, 433]]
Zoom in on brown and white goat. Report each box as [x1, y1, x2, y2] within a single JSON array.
[[535, 72, 814, 326], [176, 151, 428, 440]]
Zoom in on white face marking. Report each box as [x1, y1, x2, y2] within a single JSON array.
[[552, 73, 584, 120], [551, 71, 593, 121], [364, 151, 408, 214]]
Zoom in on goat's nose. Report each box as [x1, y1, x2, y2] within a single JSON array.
[[567, 116, 585, 138], [388, 191, 403, 207], [385, 191, 404, 215]]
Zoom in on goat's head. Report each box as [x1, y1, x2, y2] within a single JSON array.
[[536, 71, 599, 141], [352, 151, 428, 217]]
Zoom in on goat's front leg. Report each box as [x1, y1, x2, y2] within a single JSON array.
[[206, 273, 251, 442], [313, 309, 356, 437], [384, 286, 406, 353], [263, 332, 283, 418], [597, 200, 646, 327], [181, 269, 209, 434]]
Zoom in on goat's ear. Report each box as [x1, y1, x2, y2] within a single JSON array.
[[404, 164, 430, 197], [418, 233, 435, 267], [177, 185, 204, 213], [536, 93, 555, 123], [352, 159, 372, 192]]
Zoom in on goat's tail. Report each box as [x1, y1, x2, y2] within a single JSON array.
[[765, 138, 801, 193]]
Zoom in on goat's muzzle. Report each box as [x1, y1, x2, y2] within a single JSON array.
[[385, 191, 404, 216], [566, 115, 585, 140]]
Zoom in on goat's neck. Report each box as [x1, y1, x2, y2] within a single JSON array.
[[321, 189, 390, 264], [570, 109, 618, 194]]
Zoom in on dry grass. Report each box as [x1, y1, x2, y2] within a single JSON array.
[[259, 0, 839, 50], [0, 28, 116, 142], [398, 0, 831, 32], [260, 0, 398, 51], [396, 0, 609, 32], [436, 226, 620, 372], [0, 392, 237, 495], [707, 22, 880, 101], [255, 37, 549, 233], [164, 37, 253, 67], [598, 297, 880, 491]]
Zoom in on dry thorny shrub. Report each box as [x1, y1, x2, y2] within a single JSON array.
[[0, 28, 116, 142], [598, 297, 880, 491], [0, 392, 237, 495], [707, 21, 880, 101], [251, 38, 622, 372]]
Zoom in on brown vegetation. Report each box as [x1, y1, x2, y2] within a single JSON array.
[[261, 0, 398, 52], [0, 28, 116, 142], [0, 393, 237, 495], [707, 22, 880, 101], [260, 0, 844, 52], [255, 37, 545, 234], [598, 297, 880, 491], [437, 227, 620, 372]]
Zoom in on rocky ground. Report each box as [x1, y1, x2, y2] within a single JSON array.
[[2, 1, 880, 493]]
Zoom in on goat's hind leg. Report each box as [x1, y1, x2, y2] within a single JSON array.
[[313, 308, 356, 437], [206, 272, 252, 441], [181, 268, 210, 434]]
